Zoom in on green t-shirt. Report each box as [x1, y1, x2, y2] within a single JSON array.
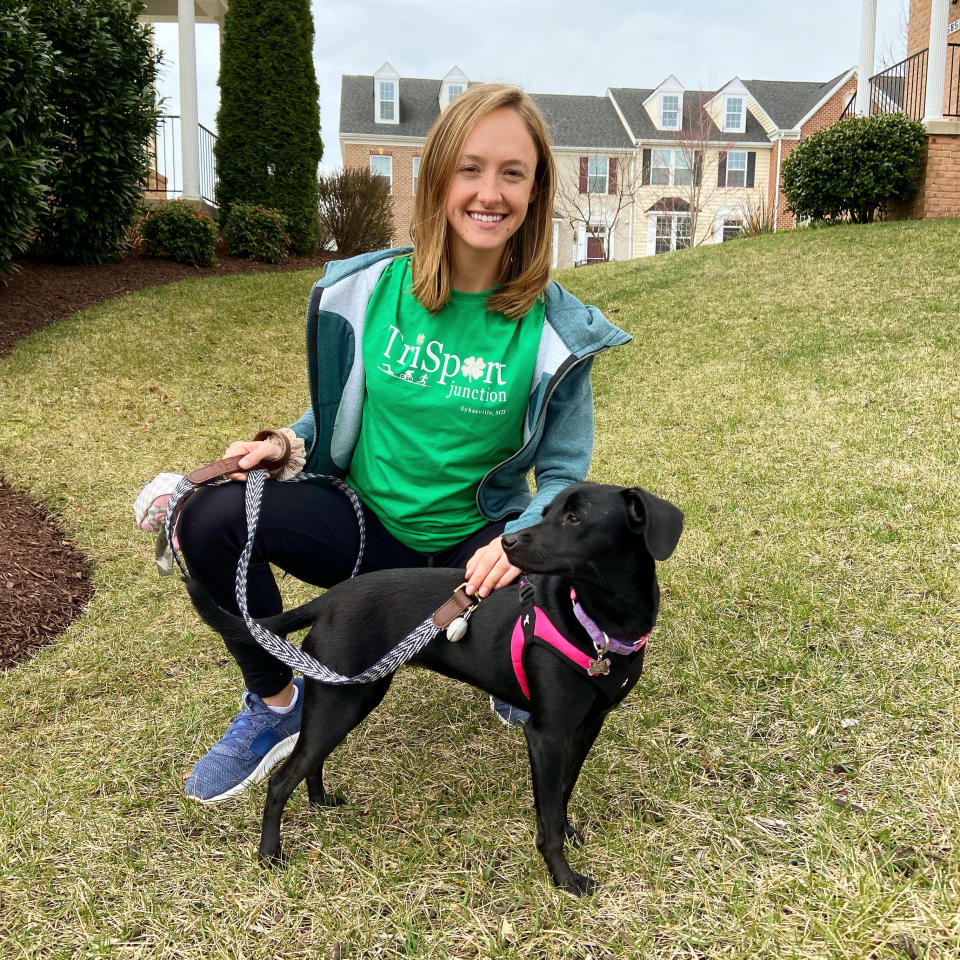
[[346, 256, 544, 551]]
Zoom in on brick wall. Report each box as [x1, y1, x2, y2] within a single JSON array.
[[887, 129, 960, 217], [771, 76, 858, 230], [341, 141, 423, 246], [908, 0, 960, 58]]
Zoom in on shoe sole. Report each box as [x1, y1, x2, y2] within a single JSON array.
[[186, 730, 300, 804]]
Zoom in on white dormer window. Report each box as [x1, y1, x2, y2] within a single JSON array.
[[724, 95, 746, 132], [378, 81, 396, 121], [374, 62, 400, 125], [439, 66, 469, 112], [660, 94, 680, 130]]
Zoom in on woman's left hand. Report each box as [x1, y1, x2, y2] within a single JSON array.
[[465, 536, 521, 598]]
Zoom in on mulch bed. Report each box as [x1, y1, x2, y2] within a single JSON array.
[[0, 245, 333, 671]]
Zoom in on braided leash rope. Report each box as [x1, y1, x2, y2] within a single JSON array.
[[166, 468, 446, 684]]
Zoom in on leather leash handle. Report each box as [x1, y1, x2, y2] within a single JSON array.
[[185, 450, 286, 486]]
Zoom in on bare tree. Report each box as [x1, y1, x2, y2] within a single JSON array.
[[554, 153, 639, 263], [661, 92, 740, 246]]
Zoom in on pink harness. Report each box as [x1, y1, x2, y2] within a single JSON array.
[[510, 589, 649, 700]]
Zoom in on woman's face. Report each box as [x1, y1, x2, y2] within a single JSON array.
[[444, 107, 539, 270]]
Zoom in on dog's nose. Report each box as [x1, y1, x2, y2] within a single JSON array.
[[501, 533, 520, 552]]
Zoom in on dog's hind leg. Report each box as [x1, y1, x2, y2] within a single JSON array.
[[258, 677, 394, 866]]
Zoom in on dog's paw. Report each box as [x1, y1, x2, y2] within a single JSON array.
[[564, 822, 585, 848], [308, 790, 347, 808], [561, 871, 598, 897], [257, 847, 287, 869]]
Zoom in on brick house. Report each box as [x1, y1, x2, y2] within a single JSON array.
[[857, 0, 960, 219], [338, 65, 859, 265]]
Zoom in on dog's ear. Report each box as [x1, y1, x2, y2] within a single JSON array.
[[623, 488, 684, 560]]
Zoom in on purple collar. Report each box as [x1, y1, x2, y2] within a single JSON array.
[[570, 588, 648, 656]]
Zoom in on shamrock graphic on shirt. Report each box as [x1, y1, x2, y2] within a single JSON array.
[[461, 357, 486, 381]]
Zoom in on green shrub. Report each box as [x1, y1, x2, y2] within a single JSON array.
[[317, 168, 393, 256], [141, 200, 218, 267], [0, 7, 57, 276], [222, 203, 290, 262], [28, 0, 160, 264], [214, 0, 322, 255], [781, 113, 927, 224]]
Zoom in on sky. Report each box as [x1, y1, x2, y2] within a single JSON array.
[[151, 0, 909, 173]]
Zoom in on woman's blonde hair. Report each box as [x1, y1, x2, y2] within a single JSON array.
[[409, 83, 556, 320]]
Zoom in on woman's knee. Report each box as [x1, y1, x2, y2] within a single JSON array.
[[177, 484, 246, 567]]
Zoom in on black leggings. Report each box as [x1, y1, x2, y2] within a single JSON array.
[[177, 478, 512, 696]]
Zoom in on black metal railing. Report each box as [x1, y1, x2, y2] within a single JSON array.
[[145, 115, 218, 205], [869, 48, 928, 120], [865, 45, 960, 121], [947, 42, 960, 117]]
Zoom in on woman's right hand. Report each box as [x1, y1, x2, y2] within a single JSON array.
[[222, 439, 282, 481]]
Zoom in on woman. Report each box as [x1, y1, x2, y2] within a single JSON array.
[[173, 83, 631, 802]]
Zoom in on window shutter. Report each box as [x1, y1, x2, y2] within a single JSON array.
[[642, 149, 651, 186], [693, 150, 703, 187], [746, 151, 756, 188], [717, 151, 727, 188], [579, 157, 588, 194], [608, 157, 617, 195]]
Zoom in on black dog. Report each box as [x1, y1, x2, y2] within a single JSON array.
[[184, 481, 683, 895]]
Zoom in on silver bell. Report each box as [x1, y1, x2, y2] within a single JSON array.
[[446, 616, 468, 642]]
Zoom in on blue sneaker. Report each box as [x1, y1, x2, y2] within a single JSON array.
[[489, 696, 529, 727], [185, 678, 304, 803]]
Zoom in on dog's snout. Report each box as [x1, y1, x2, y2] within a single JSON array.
[[501, 533, 521, 552]]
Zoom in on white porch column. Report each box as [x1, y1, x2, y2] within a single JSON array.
[[178, 0, 201, 201], [923, 0, 950, 122], [856, 0, 878, 116]]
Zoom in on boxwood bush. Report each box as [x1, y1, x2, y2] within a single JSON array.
[[222, 203, 290, 262], [141, 200, 218, 267], [781, 113, 926, 224]]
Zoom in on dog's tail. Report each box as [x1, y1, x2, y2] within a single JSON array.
[[182, 575, 324, 645]]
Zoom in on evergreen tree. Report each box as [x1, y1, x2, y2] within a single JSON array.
[[215, 0, 322, 255]]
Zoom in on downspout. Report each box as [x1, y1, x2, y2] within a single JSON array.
[[628, 152, 635, 258], [773, 136, 783, 232]]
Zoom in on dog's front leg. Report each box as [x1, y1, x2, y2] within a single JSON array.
[[525, 725, 597, 896], [561, 711, 606, 848]]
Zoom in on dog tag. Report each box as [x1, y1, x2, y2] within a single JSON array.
[[587, 657, 611, 677], [446, 617, 468, 642]]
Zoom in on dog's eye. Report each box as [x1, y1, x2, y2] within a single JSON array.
[[563, 512, 581, 525]]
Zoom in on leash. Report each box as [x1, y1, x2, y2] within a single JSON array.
[[164, 458, 476, 685]]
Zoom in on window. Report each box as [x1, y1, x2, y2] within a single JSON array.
[[370, 154, 392, 194], [587, 156, 608, 193], [726, 150, 747, 188], [650, 149, 692, 187], [660, 94, 680, 130], [650, 149, 671, 186], [412, 157, 420, 195], [378, 81, 396, 122], [721, 218, 743, 242], [447, 84, 464, 104], [724, 95, 745, 132], [655, 214, 690, 254]]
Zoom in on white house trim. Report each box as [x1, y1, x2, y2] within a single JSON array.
[[439, 66, 468, 111], [795, 67, 857, 129]]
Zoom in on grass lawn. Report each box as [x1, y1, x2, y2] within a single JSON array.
[[1, 219, 958, 959]]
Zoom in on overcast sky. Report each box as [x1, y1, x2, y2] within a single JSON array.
[[152, 0, 908, 172]]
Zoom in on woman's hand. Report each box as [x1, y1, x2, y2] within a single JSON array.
[[222, 439, 282, 481], [465, 536, 521, 598]]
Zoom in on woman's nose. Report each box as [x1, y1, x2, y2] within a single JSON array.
[[475, 173, 501, 205]]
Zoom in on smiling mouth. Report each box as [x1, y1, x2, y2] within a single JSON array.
[[468, 212, 507, 223]]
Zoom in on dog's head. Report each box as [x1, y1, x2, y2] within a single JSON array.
[[501, 482, 684, 578]]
